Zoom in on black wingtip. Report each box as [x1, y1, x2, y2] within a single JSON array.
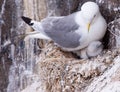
[[21, 16, 32, 25]]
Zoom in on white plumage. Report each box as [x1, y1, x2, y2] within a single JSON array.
[[22, 1, 107, 58]]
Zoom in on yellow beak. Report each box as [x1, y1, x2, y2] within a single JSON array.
[[87, 23, 91, 32]]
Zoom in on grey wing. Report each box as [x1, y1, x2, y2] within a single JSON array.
[[41, 13, 81, 48]]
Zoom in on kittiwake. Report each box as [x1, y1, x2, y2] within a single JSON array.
[[21, 1, 107, 58], [74, 41, 103, 59]]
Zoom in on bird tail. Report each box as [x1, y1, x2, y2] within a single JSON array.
[[21, 16, 51, 40], [21, 16, 33, 26]]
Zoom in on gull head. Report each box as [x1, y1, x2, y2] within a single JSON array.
[[87, 41, 103, 57], [81, 2, 100, 31]]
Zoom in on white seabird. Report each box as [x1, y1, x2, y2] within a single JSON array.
[[21, 1, 107, 58], [74, 41, 103, 59]]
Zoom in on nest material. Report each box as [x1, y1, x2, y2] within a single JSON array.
[[33, 41, 120, 92]]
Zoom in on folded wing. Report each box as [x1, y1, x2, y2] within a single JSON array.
[[41, 13, 81, 48]]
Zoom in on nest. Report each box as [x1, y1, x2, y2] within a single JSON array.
[[33, 40, 120, 92]]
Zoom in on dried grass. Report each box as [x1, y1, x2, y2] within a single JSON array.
[[35, 41, 120, 92]]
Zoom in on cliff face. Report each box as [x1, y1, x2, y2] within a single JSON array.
[[0, 0, 120, 92]]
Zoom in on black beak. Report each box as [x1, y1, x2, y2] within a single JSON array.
[[21, 16, 33, 25]]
